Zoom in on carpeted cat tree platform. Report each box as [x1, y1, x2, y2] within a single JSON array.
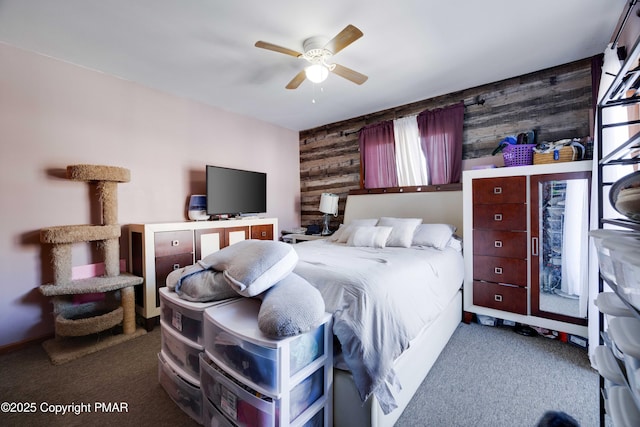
[[39, 165, 145, 365]]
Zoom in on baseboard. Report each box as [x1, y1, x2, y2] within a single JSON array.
[[0, 332, 55, 355]]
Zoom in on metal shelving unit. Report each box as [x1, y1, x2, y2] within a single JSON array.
[[595, 28, 640, 426]]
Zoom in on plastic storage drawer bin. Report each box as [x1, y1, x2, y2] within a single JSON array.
[[589, 230, 640, 283], [203, 299, 327, 396], [615, 251, 640, 311], [609, 317, 640, 409], [203, 399, 236, 427], [159, 287, 233, 344], [160, 319, 202, 384], [200, 353, 326, 426], [157, 352, 202, 424]]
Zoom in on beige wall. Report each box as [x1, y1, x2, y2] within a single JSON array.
[[0, 43, 301, 348]]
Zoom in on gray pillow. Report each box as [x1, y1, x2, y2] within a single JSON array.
[[166, 262, 237, 302], [200, 239, 298, 297], [257, 273, 326, 337]]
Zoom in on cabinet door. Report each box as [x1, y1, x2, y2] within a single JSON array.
[[195, 228, 226, 261], [530, 171, 590, 325], [226, 226, 250, 246], [251, 224, 273, 240], [154, 230, 194, 257], [156, 253, 194, 306], [195, 226, 250, 260]]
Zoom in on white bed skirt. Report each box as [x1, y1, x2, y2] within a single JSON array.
[[333, 289, 462, 427]]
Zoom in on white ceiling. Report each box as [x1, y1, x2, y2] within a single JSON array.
[[0, 0, 628, 131]]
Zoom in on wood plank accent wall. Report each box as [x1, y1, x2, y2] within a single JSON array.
[[299, 58, 592, 229]]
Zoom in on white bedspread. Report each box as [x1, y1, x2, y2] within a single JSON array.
[[292, 240, 464, 414]]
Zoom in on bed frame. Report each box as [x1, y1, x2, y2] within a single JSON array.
[[334, 188, 464, 427]]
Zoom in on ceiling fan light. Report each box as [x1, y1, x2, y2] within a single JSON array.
[[305, 64, 329, 83]]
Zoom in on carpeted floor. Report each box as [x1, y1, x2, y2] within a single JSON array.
[[0, 321, 598, 427]]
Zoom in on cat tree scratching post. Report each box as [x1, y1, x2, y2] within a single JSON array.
[[39, 165, 145, 364]]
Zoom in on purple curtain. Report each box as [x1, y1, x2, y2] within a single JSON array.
[[359, 121, 398, 188], [417, 102, 464, 185]]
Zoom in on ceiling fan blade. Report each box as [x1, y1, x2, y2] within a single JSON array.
[[286, 70, 306, 89], [255, 41, 303, 58], [331, 64, 368, 85], [324, 24, 363, 55]]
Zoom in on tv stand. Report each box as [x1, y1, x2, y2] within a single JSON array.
[[128, 217, 277, 329]]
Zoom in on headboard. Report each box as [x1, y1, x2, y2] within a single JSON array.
[[343, 189, 464, 238]]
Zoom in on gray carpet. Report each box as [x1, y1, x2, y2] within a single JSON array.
[[0, 321, 598, 427], [395, 323, 598, 427]]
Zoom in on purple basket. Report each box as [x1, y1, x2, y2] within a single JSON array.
[[503, 144, 535, 167]]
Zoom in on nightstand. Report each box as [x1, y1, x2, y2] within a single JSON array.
[[282, 233, 328, 244]]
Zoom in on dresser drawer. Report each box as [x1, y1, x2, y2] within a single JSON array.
[[155, 230, 194, 257], [251, 224, 274, 240], [473, 281, 527, 314], [473, 230, 527, 259], [473, 203, 526, 231], [473, 176, 526, 204], [473, 255, 527, 286], [155, 253, 194, 307]]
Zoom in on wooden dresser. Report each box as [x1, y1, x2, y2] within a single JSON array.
[[462, 161, 591, 337], [471, 176, 528, 315]]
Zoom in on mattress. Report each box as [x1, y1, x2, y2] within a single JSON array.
[[292, 239, 464, 414]]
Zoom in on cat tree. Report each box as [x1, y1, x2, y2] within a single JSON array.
[[39, 164, 145, 364]]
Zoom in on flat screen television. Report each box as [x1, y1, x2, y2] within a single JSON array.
[[206, 165, 267, 217]]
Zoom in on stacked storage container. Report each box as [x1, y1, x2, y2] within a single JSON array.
[[157, 287, 236, 424], [591, 230, 640, 425], [201, 298, 333, 427]]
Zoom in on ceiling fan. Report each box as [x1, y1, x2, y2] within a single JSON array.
[[255, 24, 368, 89]]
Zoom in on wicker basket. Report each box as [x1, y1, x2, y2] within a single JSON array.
[[502, 144, 535, 167], [533, 146, 579, 164]]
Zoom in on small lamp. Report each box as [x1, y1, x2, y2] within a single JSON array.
[[319, 193, 339, 235]]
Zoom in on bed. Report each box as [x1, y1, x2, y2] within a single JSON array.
[[292, 189, 464, 427]]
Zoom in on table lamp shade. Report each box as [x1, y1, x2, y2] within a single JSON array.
[[319, 193, 339, 215]]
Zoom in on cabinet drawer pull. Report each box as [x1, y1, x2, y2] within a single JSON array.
[[173, 264, 181, 270], [494, 240, 503, 248], [494, 294, 503, 302], [494, 267, 503, 275], [493, 187, 502, 195], [261, 231, 267, 237], [171, 240, 180, 247], [494, 213, 503, 221]]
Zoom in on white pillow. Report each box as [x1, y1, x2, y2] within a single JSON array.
[[376, 217, 422, 248], [412, 223, 457, 250], [334, 218, 378, 243], [347, 226, 393, 248]]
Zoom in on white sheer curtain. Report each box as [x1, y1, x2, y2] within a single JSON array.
[[561, 179, 589, 317], [393, 115, 428, 186]]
